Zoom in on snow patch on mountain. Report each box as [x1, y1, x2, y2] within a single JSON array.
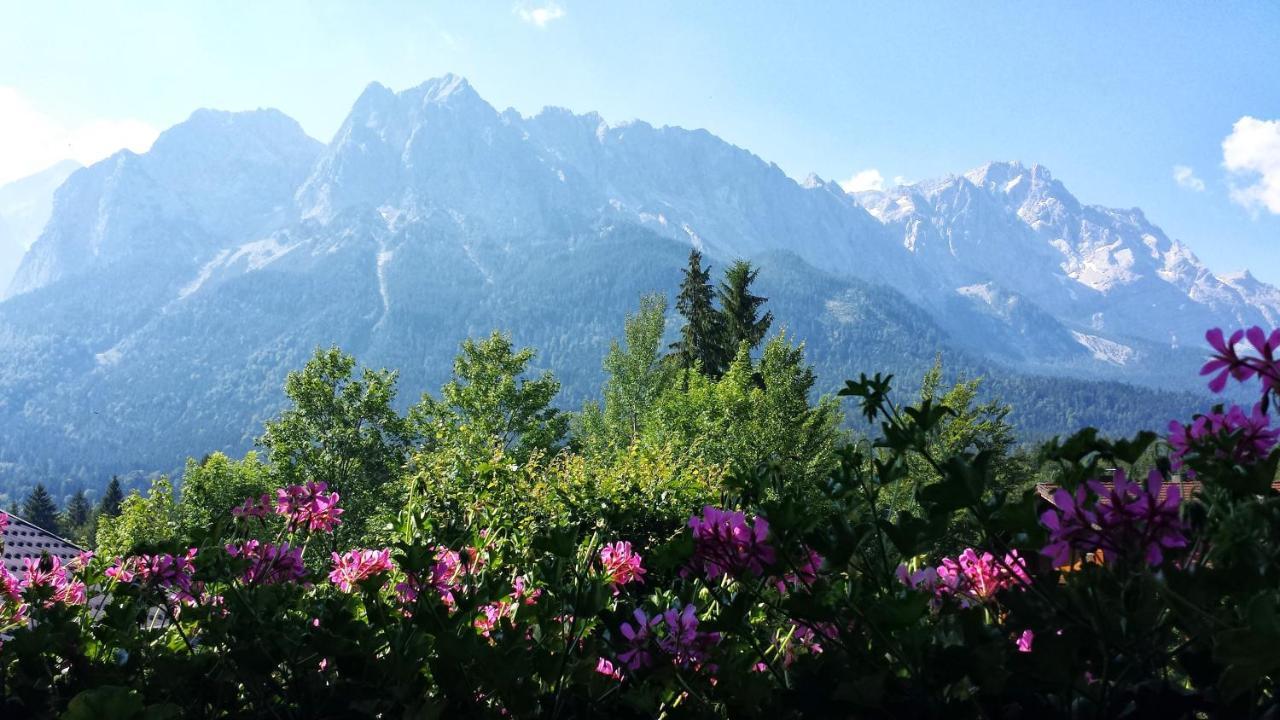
[[179, 248, 232, 299], [1071, 331, 1137, 366]]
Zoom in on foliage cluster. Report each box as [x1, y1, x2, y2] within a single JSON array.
[[3, 256, 1277, 717]]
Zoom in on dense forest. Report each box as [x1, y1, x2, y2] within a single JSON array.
[[0, 246, 1205, 515]]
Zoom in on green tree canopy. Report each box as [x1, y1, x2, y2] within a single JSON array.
[[412, 331, 568, 467], [644, 334, 844, 494], [259, 347, 414, 542], [178, 451, 273, 535], [579, 294, 673, 453], [95, 478, 180, 557]]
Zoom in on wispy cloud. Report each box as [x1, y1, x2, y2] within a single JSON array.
[[515, 2, 566, 28], [1223, 116, 1280, 216], [0, 87, 157, 185], [839, 168, 885, 193], [1172, 164, 1205, 192]]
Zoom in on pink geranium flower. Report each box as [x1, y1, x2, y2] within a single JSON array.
[[1168, 403, 1279, 473], [898, 549, 1029, 608], [328, 548, 393, 592], [1041, 469, 1186, 567], [687, 506, 776, 580], [231, 493, 272, 520], [1016, 629, 1034, 653], [1201, 326, 1280, 396], [276, 481, 344, 533], [226, 541, 307, 585], [618, 608, 657, 671], [656, 604, 721, 668], [20, 556, 88, 608], [135, 549, 200, 604], [595, 657, 623, 680], [598, 541, 646, 594]]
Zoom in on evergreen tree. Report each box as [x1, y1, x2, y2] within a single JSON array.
[[718, 260, 773, 355], [99, 476, 125, 518], [22, 484, 61, 534], [64, 489, 91, 528], [672, 249, 726, 378]]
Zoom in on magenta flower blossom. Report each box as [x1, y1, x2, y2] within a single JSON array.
[[328, 548, 393, 592], [618, 608, 657, 671], [779, 620, 839, 667], [135, 549, 200, 604], [598, 541, 646, 594], [395, 546, 476, 610], [776, 546, 824, 592], [0, 511, 8, 533], [1168, 403, 1279, 472], [1201, 326, 1280, 395], [19, 556, 88, 607], [231, 493, 272, 520], [0, 567, 20, 602], [594, 657, 623, 680], [657, 604, 721, 668], [687, 506, 776, 580], [898, 550, 1028, 608], [1016, 629, 1034, 653], [474, 600, 515, 637], [511, 575, 542, 606], [1041, 469, 1187, 567], [276, 482, 344, 533], [0, 568, 27, 626], [105, 557, 138, 583], [225, 541, 307, 585]]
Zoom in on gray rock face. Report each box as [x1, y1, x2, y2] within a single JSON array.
[[0, 160, 81, 295]]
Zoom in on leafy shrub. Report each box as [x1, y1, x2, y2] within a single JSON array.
[[2, 325, 1279, 717]]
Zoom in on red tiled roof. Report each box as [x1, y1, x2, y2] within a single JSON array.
[[1038, 478, 1280, 504]]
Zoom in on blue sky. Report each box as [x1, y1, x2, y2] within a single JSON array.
[[2, 2, 1277, 281]]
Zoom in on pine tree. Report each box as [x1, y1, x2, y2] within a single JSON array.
[[100, 476, 125, 518], [718, 260, 773, 356], [672, 249, 726, 378], [22, 484, 61, 534], [64, 489, 92, 531]]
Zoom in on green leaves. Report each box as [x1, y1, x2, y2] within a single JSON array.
[[61, 687, 179, 720], [1214, 593, 1280, 700], [838, 372, 894, 423]]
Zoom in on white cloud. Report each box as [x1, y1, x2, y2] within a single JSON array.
[[515, 2, 566, 27], [1222, 115, 1280, 215], [1172, 164, 1205, 192], [0, 87, 158, 185], [838, 168, 885, 193]]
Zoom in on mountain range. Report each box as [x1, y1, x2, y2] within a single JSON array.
[[1, 74, 1256, 497]]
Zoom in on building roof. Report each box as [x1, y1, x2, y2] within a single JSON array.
[[1037, 478, 1280, 505], [1, 513, 85, 575]]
